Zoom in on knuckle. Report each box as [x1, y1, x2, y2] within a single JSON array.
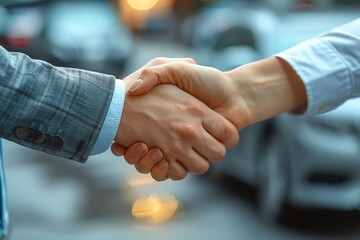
[[141, 68, 152, 76], [186, 104, 204, 117], [135, 164, 150, 174], [150, 57, 167, 65], [213, 146, 226, 162], [186, 57, 196, 64], [170, 171, 187, 181], [179, 125, 200, 141], [124, 152, 141, 165], [151, 172, 167, 182], [124, 156, 136, 165], [168, 141, 184, 154]]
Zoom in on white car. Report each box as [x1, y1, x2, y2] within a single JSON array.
[[263, 99, 360, 220]]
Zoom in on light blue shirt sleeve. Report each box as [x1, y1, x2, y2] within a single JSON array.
[[276, 18, 360, 115], [90, 80, 125, 155]]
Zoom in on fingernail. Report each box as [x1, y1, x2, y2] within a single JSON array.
[[134, 143, 146, 155], [158, 160, 168, 168], [149, 149, 162, 162], [129, 79, 143, 92], [112, 145, 123, 156]]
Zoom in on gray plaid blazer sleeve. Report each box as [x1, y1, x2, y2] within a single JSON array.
[[0, 46, 116, 162]]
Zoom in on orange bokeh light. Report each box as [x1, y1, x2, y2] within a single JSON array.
[[118, 0, 175, 31], [132, 194, 180, 223], [127, 0, 159, 11]]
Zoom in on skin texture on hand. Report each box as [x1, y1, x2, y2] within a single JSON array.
[[119, 56, 307, 181], [114, 60, 239, 180], [130, 57, 307, 128], [129, 63, 252, 130], [111, 57, 196, 181], [112, 141, 169, 181]]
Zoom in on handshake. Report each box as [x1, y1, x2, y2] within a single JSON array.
[[111, 57, 307, 181]]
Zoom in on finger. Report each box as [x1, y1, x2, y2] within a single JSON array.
[[134, 148, 164, 174], [202, 109, 239, 148], [177, 149, 210, 173], [192, 134, 226, 163], [167, 160, 188, 181], [128, 70, 159, 95], [111, 142, 126, 156], [151, 159, 169, 181], [126, 58, 196, 86], [122, 142, 148, 165]]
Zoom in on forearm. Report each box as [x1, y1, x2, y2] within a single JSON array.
[[0, 46, 115, 162], [225, 57, 307, 124]]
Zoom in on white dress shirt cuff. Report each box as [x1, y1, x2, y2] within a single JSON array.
[[276, 38, 352, 116], [90, 80, 125, 155]]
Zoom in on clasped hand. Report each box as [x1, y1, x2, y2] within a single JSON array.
[[112, 55, 308, 181], [113, 58, 239, 181]]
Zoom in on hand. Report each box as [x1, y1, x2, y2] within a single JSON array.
[[112, 57, 216, 181], [115, 84, 238, 180], [118, 57, 307, 180], [112, 142, 169, 181], [113, 61, 246, 181], [114, 63, 239, 180], [129, 62, 252, 129], [111, 57, 189, 181], [128, 57, 307, 128]]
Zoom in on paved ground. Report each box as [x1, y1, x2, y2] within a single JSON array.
[[3, 38, 360, 240]]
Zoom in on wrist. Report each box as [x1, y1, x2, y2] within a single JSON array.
[[225, 57, 307, 124]]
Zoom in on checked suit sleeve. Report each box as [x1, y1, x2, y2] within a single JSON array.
[[0, 46, 117, 162]]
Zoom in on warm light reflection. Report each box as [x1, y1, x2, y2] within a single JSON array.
[[127, 0, 159, 11], [118, 0, 175, 31], [132, 194, 180, 223], [127, 174, 156, 187]]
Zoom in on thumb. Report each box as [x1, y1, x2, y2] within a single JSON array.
[[128, 62, 188, 96], [128, 68, 161, 96]]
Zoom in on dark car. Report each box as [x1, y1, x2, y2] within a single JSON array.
[[0, 0, 133, 76]]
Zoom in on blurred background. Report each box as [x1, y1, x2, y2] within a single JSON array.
[[1, 0, 360, 239]]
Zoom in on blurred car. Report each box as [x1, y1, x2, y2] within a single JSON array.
[[0, 0, 132, 75], [219, 93, 360, 223], [182, 1, 274, 70], [44, 0, 133, 76], [205, 0, 360, 221], [260, 98, 360, 220], [184, 0, 360, 70], [0, 1, 46, 59]]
